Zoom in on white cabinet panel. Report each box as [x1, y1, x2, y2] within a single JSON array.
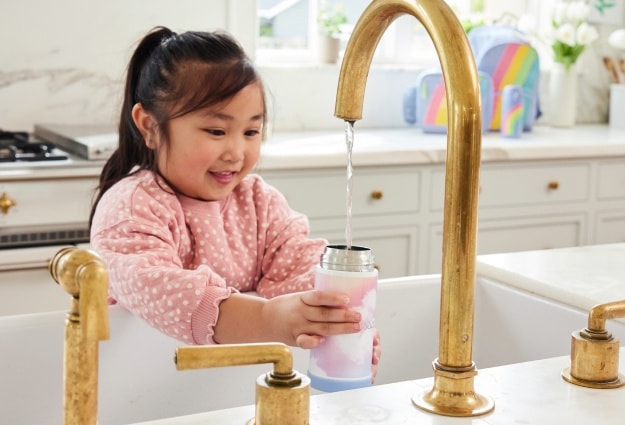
[[262, 168, 420, 219], [427, 214, 585, 274], [430, 163, 590, 211], [0, 178, 97, 227], [318, 225, 419, 279], [595, 210, 625, 244], [261, 166, 421, 279], [597, 160, 625, 200]]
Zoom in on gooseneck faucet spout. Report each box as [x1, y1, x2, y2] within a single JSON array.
[[335, 0, 493, 416]]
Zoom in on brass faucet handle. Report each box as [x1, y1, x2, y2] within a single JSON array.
[[50, 247, 110, 341], [586, 299, 625, 333], [562, 299, 625, 389], [79, 259, 110, 341], [176, 342, 305, 387], [176, 343, 311, 425]]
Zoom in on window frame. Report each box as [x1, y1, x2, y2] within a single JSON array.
[[251, 0, 550, 66]]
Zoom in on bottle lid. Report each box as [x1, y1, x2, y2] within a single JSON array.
[[320, 244, 375, 272]]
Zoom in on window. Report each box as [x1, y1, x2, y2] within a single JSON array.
[[256, 0, 549, 66]]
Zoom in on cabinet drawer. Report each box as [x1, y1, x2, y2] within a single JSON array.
[[597, 161, 625, 200], [0, 178, 97, 227], [430, 163, 590, 210], [426, 214, 585, 273], [262, 169, 420, 219]]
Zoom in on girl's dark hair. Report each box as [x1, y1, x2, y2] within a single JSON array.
[[89, 26, 265, 227]]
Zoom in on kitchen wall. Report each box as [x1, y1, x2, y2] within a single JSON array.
[[1, 0, 621, 133], [0, 0, 236, 132]]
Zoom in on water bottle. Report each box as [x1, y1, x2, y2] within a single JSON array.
[[501, 84, 524, 138], [308, 244, 378, 392]]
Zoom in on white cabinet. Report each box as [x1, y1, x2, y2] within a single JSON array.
[[0, 172, 99, 248], [594, 159, 625, 244], [427, 161, 590, 273], [5, 150, 624, 277], [263, 156, 625, 276], [0, 177, 97, 227], [260, 166, 421, 279]]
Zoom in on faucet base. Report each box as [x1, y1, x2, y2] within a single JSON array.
[[561, 369, 625, 389], [412, 361, 494, 417], [561, 329, 625, 388]]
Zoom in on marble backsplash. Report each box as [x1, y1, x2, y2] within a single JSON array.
[[1, 0, 620, 133]]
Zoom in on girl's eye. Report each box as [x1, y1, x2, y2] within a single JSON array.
[[245, 129, 261, 137], [205, 129, 225, 136]]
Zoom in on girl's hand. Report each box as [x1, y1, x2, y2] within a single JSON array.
[[372, 328, 381, 383], [263, 289, 362, 349]]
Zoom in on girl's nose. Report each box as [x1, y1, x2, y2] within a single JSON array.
[[222, 135, 245, 162]]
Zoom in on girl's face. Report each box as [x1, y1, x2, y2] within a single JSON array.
[[145, 83, 264, 201]]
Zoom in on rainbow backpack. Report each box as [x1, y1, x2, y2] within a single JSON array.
[[403, 68, 494, 133], [403, 25, 540, 134]]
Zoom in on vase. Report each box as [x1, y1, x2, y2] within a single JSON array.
[[548, 62, 578, 127], [318, 35, 340, 64]]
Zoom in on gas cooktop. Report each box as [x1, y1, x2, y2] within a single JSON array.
[[0, 130, 69, 162]]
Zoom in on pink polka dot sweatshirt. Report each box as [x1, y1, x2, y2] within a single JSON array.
[[90, 169, 326, 345]]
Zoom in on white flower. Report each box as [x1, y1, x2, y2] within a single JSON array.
[[552, 2, 569, 25], [548, 0, 599, 70], [576, 22, 599, 46], [555, 22, 576, 46], [517, 14, 537, 36], [565, 1, 590, 24], [609, 29, 625, 50]]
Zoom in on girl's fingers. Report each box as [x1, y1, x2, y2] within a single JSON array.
[[295, 333, 324, 349], [299, 290, 350, 308], [299, 290, 361, 323]]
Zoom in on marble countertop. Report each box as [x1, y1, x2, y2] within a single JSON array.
[[476, 243, 625, 314], [2, 125, 625, 179], [259, 124, 625, 169], [130, 348, 625, 424]]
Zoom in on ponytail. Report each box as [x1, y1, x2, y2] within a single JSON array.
[[89, 27, 173, 227]]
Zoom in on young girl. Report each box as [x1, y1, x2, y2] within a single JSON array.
[[89, 26, 380, 367]]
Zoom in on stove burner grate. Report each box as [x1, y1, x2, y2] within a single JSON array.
[[0, 130, 69, 162]]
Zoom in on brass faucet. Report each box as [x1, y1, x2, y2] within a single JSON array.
[[175, 343, 310, 425], [562, 300, 625, 388], [49, 247, 110, 425], [335, 0, 493, 417]]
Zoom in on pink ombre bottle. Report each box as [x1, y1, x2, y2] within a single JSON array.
[[308, 244, 378, 392]]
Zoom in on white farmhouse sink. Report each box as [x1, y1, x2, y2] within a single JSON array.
[[2, 274, 623, 425]]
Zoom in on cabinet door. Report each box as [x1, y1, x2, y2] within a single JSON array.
[[430, 162, 590, 211], [597, 160, 625, 201], [316, 225, 419, 279], [426, 214, 586, 274], [595, 210, 625, 244], [0, 178, 97, 227], [261, 168, 420, 219]]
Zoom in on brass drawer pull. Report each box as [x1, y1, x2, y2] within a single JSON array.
[[0, 192, 16, 214], [547, 181, 560, 190], [370, 190, 383, 200]]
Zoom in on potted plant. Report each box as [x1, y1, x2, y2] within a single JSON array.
[[317, 2, 347, 64]]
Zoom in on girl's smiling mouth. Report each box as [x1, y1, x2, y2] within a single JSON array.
[[210, 171, 236, 184]]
